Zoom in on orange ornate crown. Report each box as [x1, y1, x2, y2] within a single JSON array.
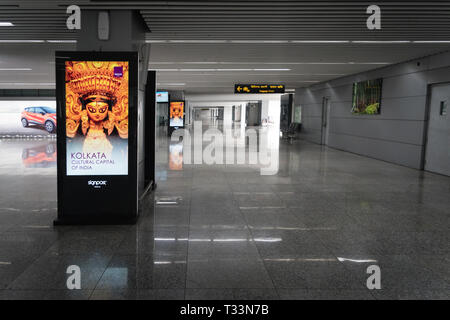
[[65, 60, 129, 139], [66, 61, 124, 99]]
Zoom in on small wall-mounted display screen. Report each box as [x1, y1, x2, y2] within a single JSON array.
[[156, 91, 169, 103], [169, 101, 184, 127], [351, 78, 383, 115]]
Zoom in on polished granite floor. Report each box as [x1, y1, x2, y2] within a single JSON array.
[[0, 132, 449, 300]]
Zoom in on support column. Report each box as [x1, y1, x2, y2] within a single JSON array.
[[55, 10, 154, 225]]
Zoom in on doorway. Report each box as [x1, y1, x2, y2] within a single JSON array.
[[246, 102, 262, 126], [321, 97, 331, 145], [424, 83, 450, 176]]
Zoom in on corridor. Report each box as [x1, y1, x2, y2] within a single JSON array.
[[0, 133, 448, 299]]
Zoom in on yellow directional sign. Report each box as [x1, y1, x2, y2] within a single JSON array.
[[235, 84, 285, 94]]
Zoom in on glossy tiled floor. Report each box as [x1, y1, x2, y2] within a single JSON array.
[[0, 131, 449, 300]]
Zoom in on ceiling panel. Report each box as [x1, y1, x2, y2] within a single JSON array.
[[0, 1, 450, 93]]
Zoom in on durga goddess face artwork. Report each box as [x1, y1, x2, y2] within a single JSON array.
[[170, 102, 183, 121], [65, 61, 129, 154]]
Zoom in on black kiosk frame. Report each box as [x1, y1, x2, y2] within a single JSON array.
[[54, 51, 139, 225]]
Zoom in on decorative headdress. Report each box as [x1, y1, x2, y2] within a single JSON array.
[[65, 61, 129, 139]]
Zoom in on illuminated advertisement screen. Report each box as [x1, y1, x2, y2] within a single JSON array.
[[351, 78, 382, 115], [65, 61, 129, 176], [169, 101, 184, 127], [156, 91, 169, 103]]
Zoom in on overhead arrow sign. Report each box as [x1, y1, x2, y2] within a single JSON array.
[[235, 84, 285, 94]]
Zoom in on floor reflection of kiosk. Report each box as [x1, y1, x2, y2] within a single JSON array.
[[54, 52, 139, 225], [168, 100, 184, 137], [169, 141, 183, 170]]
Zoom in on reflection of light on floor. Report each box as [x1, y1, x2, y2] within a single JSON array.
[[153, 237, 282, 242], [249, 226, 337, 231], [264, 258, 337, 262], [252, 238, 282, 242], [187, 238, 212, 242], [22, 225, 51, 229], [154, 261, 186, 265], [31, 208, 57, 212], [240, 206, 285, 209], [155, 196, 182, 205], [0, 261, 12, 265], [234, 192, 273, 195], [337, 257, 378, 263], [155, 224, 337, 231]]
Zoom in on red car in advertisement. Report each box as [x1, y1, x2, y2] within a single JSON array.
[[21, 106, 57, 133]]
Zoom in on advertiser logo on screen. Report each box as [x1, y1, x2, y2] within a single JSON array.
[[88, 180, 108, 189], [114, 66, 123, 78]]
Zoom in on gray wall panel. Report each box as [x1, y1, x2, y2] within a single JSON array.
[[330, 118, 424, 145], [296, 50, 450, 169], [382, 72, 428, 99], [328, 133, 423, 168], [330, 96, 427, 121]]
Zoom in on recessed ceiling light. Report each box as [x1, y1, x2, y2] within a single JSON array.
[[145, 39, 450, 46], [150, 68, 291, 72], [0, 40, 45, 43], [351, 40, 411, 44], [178, 69, 217, 72], [253, 68, 290, 71], [0, 82, 54, 85], [216, 68, 252, 71], [291, 40, 349, 43], [0, 68, 32, 71], [46, 40, 77, 43], [230, 40, 289, 43], [0, 22, 14, 27], [247, 73, 345, 76], [156, 83, 185, 86], [149, 61, 388, 65], [168, 40, 227, 43], [183, 62, 220, 64], [412, 40, 450, 43]]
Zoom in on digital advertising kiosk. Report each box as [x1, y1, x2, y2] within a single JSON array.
[[54, 52, 139, 225], [168, 100, 185, 136]]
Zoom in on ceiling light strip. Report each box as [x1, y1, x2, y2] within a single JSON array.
[[0, 68, 32, 71], [150, 68, 291, 71], [146, 39, 450, 44]]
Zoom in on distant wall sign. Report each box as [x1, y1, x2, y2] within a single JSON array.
[[235, 84, 285, 94]]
